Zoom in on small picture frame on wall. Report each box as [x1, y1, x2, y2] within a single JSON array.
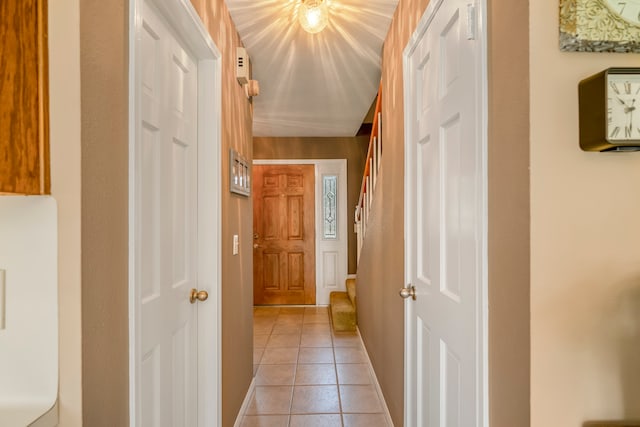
[[229, 149, 251, 197]]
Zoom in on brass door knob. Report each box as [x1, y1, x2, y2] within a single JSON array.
[[399, 285, 416, 300], [190, 288, 209, 304]]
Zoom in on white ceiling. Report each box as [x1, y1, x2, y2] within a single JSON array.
[[226, 0, 398, 137]]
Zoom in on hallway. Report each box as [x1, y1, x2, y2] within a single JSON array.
[[238, 306, 392, 426]]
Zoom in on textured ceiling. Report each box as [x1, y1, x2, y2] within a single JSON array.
[[226, 0, 398, 137]]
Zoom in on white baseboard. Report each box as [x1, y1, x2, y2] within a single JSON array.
[[356, 326, 395, 427], [232, 377, 256, 427]]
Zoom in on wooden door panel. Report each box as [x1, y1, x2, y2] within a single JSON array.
[[263, 175, 278, 188], [263, 252, 280, 290], [287, 196, 303, 239], [286, 174, 304, 188], [287, 252, 304, 289], [253, 164, 315, 305], [263, 196, 279, 240]]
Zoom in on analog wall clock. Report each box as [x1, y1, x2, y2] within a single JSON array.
[[579, 68, 640, 151], [560, 0, 640, 52]]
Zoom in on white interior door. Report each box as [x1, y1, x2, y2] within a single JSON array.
[[137, 1, 199, 425], [403, 0, 486, 426]]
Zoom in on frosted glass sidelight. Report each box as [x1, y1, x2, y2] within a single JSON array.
[[323, 175, 338, 239]]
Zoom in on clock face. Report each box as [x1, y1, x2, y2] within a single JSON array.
[[604, 0, 640, 25], [607, 73, 640, 141]]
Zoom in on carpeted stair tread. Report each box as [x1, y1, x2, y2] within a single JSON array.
[[330, 278, 357, 332]]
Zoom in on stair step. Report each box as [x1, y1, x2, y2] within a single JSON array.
[[330, 278, 357, 332]]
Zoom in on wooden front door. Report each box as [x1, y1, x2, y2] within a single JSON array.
[[253, 164, 316, 305]]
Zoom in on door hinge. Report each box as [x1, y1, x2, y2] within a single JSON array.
[[466, 3, 477, 40]]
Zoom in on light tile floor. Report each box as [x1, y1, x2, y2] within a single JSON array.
[[239, 306, 392, 427]]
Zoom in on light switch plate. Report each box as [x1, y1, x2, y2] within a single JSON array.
[[232, 235, 239, 255]]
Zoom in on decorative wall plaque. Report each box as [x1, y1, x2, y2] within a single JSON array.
[[560, 0, 640, 52], [229, 149, 251, 196]]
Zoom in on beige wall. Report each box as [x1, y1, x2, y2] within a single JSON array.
[[253, 136, 369, 274], [487, 1, 531, 425], [79, 0, 130, 424], [50, 1, 83, 425], [530, 2, 640, 426]]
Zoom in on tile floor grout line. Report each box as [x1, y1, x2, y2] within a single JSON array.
[[330, 316, 346, 427], [287, 310, 297, 425]]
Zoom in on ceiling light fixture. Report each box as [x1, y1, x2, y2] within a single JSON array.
[[299, 0, 329, 34]]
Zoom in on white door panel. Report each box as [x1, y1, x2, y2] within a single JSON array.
[[404, 0, 486, 426], [138, 2, 198, 425]]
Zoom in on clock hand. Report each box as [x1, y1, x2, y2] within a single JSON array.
[[624, 99, 636, 114], [625, 99, 635, 138]]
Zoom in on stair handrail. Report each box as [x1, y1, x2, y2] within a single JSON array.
[[355, 83, 382, 263]]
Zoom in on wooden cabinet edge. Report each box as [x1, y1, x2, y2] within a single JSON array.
[[39, 0, 50, 195], [0, 0, 50, 195]]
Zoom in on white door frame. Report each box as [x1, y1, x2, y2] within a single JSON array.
[[128, 0, 222, 425], [402, 0, 489, 425], [253, 159, 349, 305]]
